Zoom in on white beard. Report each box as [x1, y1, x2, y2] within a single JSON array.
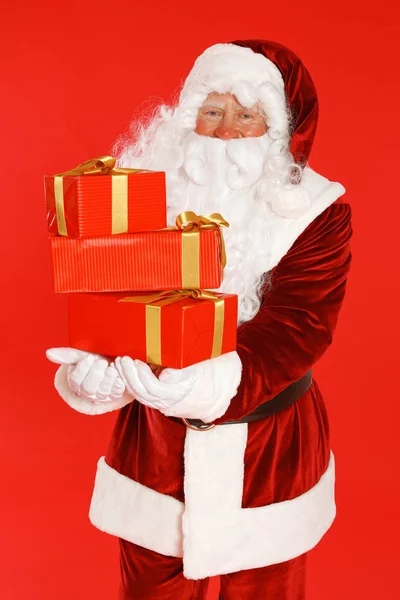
[[164, 132, 274, 324], [117, 117, 310, 324]]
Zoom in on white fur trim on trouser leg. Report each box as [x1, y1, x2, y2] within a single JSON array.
[[89, 457, 184, 557], [160, 351, 242, 422], [54, 364, 133, 416], [182, 424, 336, 579]]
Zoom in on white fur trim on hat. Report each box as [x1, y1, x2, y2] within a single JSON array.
[[180, 43, 284, 100], [177, 43, 289, 138]]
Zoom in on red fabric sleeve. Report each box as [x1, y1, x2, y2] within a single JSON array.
[[214, 202, 352, 424]]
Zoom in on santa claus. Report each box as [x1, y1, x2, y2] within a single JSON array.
[[47, 40, 352, 599]]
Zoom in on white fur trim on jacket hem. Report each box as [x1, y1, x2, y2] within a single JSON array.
[[54, 364, 134, 415], [88, 441, 336, 578], [160, 351, 242, 422], [89, 457, 184, 557], [183, 425, 335, 579]]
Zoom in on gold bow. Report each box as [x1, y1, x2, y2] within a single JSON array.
[[119, 289, 226, 365], [175, 211, 229, 232], [55, 155, 142, 177], [170, 211, 229, 287]]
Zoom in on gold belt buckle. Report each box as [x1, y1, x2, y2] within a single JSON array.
[[181, 418, 215, 431]]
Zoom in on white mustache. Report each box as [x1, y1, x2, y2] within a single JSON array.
[[182, 132, 271, 189], [225, 138, 266, 188]]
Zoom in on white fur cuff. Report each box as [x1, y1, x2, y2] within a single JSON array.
[[54, 364, 134, 416], [160, 351, 242, 422]]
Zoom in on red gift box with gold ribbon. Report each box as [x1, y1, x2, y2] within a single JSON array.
[[68, 290, 238, 368], [45, 156, 166, 238], [50, 212, 228, 293]]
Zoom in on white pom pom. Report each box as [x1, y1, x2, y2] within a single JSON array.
[[269, 184, 311, 218]]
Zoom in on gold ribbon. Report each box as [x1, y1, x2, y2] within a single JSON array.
[[53, 156, 143, 236], [118, 289, 225, 366], [54, 156, 140, 177], [173, 211, 229, 288]]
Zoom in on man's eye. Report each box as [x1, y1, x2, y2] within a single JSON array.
[[240, 113, 253, 120], [206, 110, 222, 118]]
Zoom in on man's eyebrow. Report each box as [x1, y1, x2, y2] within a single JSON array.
[[201, 101, 262, 112], [200, 100, 225, 110]]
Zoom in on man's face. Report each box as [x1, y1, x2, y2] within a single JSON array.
[[195, 92, 267, 139]]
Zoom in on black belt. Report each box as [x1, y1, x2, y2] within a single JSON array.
[[177, 370, 313, 431]]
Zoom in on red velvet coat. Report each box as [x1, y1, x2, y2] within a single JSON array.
[[105, 201, 352, 511]]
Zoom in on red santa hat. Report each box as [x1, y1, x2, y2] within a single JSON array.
[[178, 39, 318, 166]]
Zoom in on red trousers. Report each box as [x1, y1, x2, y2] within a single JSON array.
[[118, 539, 307, 599]]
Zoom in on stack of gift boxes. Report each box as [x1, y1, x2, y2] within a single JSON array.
[[45, 156, 238, 369]]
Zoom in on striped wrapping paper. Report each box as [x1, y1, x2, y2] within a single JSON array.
[[50, 228, 224, 293], [45, 170, 166, 238]]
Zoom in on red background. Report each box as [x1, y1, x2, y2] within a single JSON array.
[[1, 1, 399, 598]]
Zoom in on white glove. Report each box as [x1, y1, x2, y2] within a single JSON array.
[[115, 351, 242, 423], [46, 347, 133, 415]]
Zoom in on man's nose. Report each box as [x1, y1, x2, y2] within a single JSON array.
[[214, 116, 241, 140]]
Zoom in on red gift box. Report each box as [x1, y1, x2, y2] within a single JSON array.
[[68, 290, 238, 368], [45, 156, 166, 237], [50, 213, 228, 293]]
